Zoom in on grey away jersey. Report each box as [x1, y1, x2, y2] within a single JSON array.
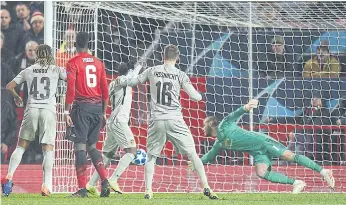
[[108, 65, 142, 123], [13, 64, 67, 113], [127, 64, 202, 121]]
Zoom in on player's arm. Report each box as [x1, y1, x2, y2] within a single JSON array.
[[222, 99, 259, 123], [122, 67, 150, 87], [65, 61, 77, 113], [201, 139, 222, 164], [100, 64, 109, 115], [181, 73, 202, 101], [6, 70, 25, 105]]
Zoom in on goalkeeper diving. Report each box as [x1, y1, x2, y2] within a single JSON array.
[[189, 99, 335, 193]]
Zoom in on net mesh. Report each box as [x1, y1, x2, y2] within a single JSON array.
[[52, 2, 346, 193]]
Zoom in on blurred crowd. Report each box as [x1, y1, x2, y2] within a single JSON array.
[[0, 1, 345, 166]]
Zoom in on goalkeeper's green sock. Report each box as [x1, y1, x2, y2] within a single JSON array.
[[263, 170, 295, 185], [293, 154, 323, 173]]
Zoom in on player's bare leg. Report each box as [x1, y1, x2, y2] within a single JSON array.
[[144, 154, 156, 199], [108, 147, 136, 194], [187, 152, 218, 199], [255, 163, 305, 193], [41, 144, 54, 196], [2, 139, 30, 197], [281, 150, 335, 189]]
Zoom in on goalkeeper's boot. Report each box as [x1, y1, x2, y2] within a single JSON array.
[[1, 178, 14, 197], [41, 185, 51, 196], [203, 186, 219, 200], [109, 180, 123, 194], [86, 183, 99, 196], [69, 188, 88, 198], [321, 169, 335, 189], [144, 190, 153, 199], [292, 180, 306, 194], [100, 179, 110, 197]]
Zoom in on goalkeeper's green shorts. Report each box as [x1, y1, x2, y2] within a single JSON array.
[[252, 137, 288, 170]]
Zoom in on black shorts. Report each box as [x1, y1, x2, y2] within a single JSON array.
[[70, 105, 102, 145]]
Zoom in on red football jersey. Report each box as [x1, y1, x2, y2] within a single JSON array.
[[65, 52, 109, 105]]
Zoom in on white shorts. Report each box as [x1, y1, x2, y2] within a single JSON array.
[[19, 108, 57, 146], [103, 122, 136, 154], [147, 119, 196, 157]]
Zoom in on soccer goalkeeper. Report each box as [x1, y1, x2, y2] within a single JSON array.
[[189, 99, 335, 193]]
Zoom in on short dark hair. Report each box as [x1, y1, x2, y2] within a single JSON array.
[[164, 45, 179, 61], [16, 3, 29, 9], [75, 32, 89, 49], [118, 61, 135, 76]]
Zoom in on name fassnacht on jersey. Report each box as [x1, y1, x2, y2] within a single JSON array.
[[154, 71, 178, 80]]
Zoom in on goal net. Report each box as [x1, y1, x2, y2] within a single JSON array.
[[51, 2, 346, 193]]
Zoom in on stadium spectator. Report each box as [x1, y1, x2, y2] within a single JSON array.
[[0, 32, 15, 94], [335, 97, 346, 126], [12, 41, 38, 106], [257, 35, 297, 79], [23, 10, 44, 46], [1, 8, 24, 57], [13, 41, 38, 75], [303, 40, 341, 78], [1, 30, 17, 164], [15, 3, 31, 31], [1, 100, 18, 164], [56, 29, 77, 67], [270, 90, 333, 164], [0, 32, 11, 66]]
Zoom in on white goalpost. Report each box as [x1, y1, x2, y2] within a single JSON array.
[[46, 2, 346, 193]]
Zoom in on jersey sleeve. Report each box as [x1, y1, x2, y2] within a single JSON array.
[[13, 70, 26, 85], [201, 139, 222, 164], [221, 106, 248, 125], [181, 73, 202, 101], [126, 67, 150, 87], [100, 63, 109, 101], [65, 61, 77, 104]]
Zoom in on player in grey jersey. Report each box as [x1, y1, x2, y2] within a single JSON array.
[[86, 62, 142, 195], [2, 45, 67, 197], [120, 45, 218, 200]]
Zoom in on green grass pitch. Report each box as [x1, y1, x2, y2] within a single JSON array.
[[2, 193, 346, 205]]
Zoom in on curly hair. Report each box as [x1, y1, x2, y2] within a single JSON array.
[[35, 44, 56, 68]]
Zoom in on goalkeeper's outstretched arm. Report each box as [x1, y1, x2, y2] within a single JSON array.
[[222, 99, 259, 123], [201, 140, 222, 164]]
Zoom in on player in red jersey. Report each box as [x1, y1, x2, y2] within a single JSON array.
[[64, 32, 110, 197]]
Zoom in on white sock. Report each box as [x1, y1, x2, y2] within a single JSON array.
[[110, 153, 135, 182], [88, 154, 112, 186], [188, 152, 209, 188], [7, 146, 25, 178], [42, 150, 54, 192], [145, 154, 156, 191]]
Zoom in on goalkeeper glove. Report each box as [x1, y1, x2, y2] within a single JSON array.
[[244, 99, 259, 111]]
